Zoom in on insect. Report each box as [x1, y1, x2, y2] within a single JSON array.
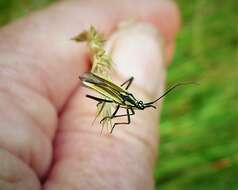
[[79, 72, 193, 133]]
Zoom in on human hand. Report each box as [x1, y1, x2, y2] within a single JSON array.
[[0, 0, 180, 189]]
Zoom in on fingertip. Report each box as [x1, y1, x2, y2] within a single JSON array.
[[105, 21, 166, 98]]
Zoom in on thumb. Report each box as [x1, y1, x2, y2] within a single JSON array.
[[107, 21, 166, 102], [44, 22, 166, 190]]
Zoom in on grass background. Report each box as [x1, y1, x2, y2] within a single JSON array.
[[0, 0, 237, 189]]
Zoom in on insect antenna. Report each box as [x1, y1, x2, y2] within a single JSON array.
[[145, 82, 198, 106]]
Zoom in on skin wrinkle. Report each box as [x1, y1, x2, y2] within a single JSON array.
[[0, 77, 57, 140], [53, 127, 148, 160], [0, 93, 52, 177], [0, 149, 41, 190], [0, 59, 54, 109], [114, 130, 157, 164], [115, 127, 158, 160], [0, 163, 20, 184], [58, 82, 85, 117], [0, 86, 54, 137], [55, 121, 157, 161], [47, 133, 153, 190], [0, 90, 53, 170], [93, 140, 150, 189]]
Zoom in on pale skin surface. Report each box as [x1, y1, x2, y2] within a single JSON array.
[[0, 0, 180, 189]]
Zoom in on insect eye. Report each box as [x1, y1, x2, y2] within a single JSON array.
[[124, 96, 130, 101]]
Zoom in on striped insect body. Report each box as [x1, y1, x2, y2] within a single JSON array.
[[79, 72, 194, 133]]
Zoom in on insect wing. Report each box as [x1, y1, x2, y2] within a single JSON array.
[[79, 73, 124, 104]]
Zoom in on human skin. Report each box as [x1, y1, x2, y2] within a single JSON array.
[[0, 0, 180, 190]]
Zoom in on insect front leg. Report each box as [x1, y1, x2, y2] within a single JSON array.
[[110, 108, 135, 133], [86, 94, 113, 103], [120, 77, 134, 90]]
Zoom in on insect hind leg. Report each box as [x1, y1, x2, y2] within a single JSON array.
[[100, 104, 120, 124], [110, 108, 135, 133]]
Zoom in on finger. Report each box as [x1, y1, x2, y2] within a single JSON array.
[[44, 22, 166, 190]]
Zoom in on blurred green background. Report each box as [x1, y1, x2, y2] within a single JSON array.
[[0, 0, 237, 189]]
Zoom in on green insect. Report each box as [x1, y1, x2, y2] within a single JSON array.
[[79, 72, 193, 133]]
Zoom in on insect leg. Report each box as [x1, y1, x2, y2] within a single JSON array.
[[110, 108, 135, 133], [120, 77, 134, 90], [86, 94, 113, 103], [86, 94, 113, 126], [96, 101, 103, 107], [110, 108, 135, 119], [100, 104, 120, 124]]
